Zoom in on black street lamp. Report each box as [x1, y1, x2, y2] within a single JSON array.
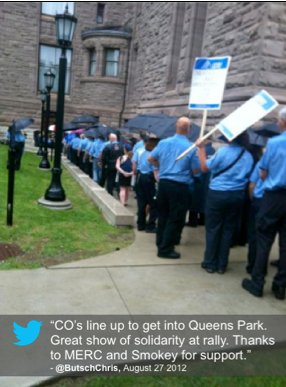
[[37, 90, 47, 157], [39, 69, 55, 170], [42, 5, 77, 207]]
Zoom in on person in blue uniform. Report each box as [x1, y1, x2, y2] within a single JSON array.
[[89, 135, 105, 183], [132, 136, 149, 195], [149, 117, 200, 259], [133, 132, 145, 154], [77, 134, 89, 172], [187, 141, 215, 227], [136, 138, 160, 233], [196, 132, 254, 274], [65, 132, 76, 160], [6, 129, 26, 171], [242, 107, 286, 300], [247, 159, 265, 274], [70, 134, 81, 166]]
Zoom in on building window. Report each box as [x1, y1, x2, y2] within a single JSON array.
[[41, 2, 74, 16], [38, 45, 72, 94], [89, 49, 97, 75], [97, 3, 105, 23], [105, 49, 120, 77]]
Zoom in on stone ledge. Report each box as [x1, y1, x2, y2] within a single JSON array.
[[62, 157, 135, 228]]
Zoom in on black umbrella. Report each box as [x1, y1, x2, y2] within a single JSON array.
[[248, 130, 268, 147], [12, 118, 34, 131], [83, 128, 97, 139], [72, 115, 99, 124], [125, 114, 177, 132], [219, 129, 267, 148], [62, 123, 86, 132], [95, 124, 116, 138], [252, 123, 280, 138]]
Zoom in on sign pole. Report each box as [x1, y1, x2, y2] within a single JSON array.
[[200, 109, 208, 137], [177, 127, 218, 161]]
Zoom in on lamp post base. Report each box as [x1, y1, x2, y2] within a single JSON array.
[[44, 168, 66, 202], [38, 197, 72, 211], [39, 151, 51, 169]]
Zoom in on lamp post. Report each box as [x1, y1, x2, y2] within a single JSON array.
[[37, 89, 47, 157], [40, 5, 77, 208], [39, 69, 55, 170]]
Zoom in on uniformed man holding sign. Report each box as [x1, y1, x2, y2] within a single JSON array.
[[242, 107, 286, 300]]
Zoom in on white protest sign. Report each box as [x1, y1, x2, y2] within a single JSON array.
[[189, 56, 231, 110], [177, 90, 279, 161], [217, 90, 279, 141]]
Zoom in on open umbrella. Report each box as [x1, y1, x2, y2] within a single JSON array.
[[252, 122, 280, 138], [125, 113, 176, 132], [159, 120, 201, 142], [72, 128, 86, 134], [12, 118, 34, 131], [219, 129, 268, 148], [93, 124, 117, 138], [72, 115, 99, 124], [248, 130, 268, 147], [126, 113, 201, 141], [63, 122, 86, 132], [83, 128, 97, 139]]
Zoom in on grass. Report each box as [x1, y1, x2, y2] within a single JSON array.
[[0, 144, 133, 269], [47, 346, 286, 387], [48, 376, 286, 387]]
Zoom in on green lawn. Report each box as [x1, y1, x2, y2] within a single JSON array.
[[0, 144, 133, 269], [49, 376, 286, 387]]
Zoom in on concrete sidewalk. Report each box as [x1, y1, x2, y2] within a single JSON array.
[[0, 197, 285, 387]]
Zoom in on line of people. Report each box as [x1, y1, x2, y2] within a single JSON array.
[[65, 108, 286, 301], [65, 131, 134, 204], [144, 113, 285, 301]]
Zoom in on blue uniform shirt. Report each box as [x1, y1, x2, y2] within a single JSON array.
[[78, 138, 89, 152], [66, 133, 76, 144], [150, 134, 199, 185], [250, 161, 265, 199], [6, 132, 25, 143], [90, 139, 104, 158], [132, 147, 146, 171], [99, 141, 110, 153], [70, 137, 81, 150], [133, 140, 144, 154], [139, 150, 157, 174], [206, 144, 253, 191], [260, 131, 286, 191], [85, 139, 94, 153]]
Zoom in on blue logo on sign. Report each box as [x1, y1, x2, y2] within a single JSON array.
[[256, 91, 277, 111], [195, 57, 229, 70]]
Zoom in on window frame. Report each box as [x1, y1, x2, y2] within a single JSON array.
[[104, 48, 120, 78], [38, 44, 73, 95], [41, 2, 75, 16], [89, 49, 97, 76], [97, 3, 105, 24]]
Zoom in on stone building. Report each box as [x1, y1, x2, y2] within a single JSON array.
[[0, 2, 285, 128]]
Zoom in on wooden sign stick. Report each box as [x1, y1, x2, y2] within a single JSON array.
[[200, 109, 208, 137], [176, 127, 218, 161]]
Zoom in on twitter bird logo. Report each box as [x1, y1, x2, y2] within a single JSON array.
[[13, 321, 43, 346]]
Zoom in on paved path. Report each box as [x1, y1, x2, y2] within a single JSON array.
[[0, 196, 285, 387]]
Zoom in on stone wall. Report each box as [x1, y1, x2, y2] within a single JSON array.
[[124, 2, 208, 121], [0, 2, 130, 127], [124, 1, 286, 126], [0, 2, 285, 128], [258, 2, 286, 101]]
